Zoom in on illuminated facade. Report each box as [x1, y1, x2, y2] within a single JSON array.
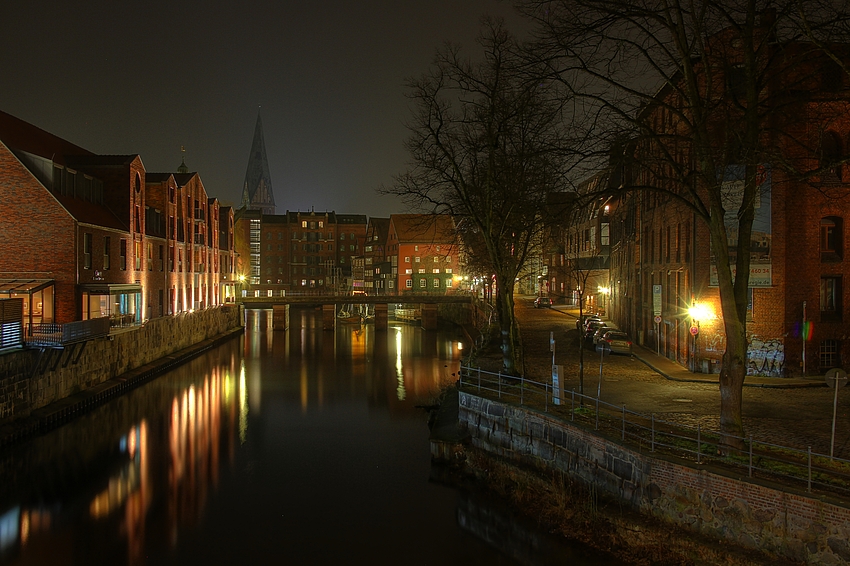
[[0, 109, 235, 328]]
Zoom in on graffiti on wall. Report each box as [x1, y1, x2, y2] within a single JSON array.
[[747, 335, 785, 377]]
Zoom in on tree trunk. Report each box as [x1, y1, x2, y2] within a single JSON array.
[[495, 277, 519, 374]]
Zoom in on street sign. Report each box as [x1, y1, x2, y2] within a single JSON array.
[[652, 285, 662, 316], [552, 365, 564, 406], [825, 368, 848, 389]]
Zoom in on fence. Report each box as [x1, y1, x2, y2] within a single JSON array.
[[26, 317, 112, 346], [458, 365, 850, 498]]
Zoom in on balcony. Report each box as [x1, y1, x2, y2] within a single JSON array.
[[26, 317, 112, 347]]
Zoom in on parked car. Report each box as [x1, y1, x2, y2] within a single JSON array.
[[575, 314, 601, 330], [584, 320, 608, 341], [595, 330, 633, 355], [533, 297, 552, 308], [592, 324, 617, 345]]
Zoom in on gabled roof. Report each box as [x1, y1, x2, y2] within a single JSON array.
[[65, 154, 139, 168], [389, 214, 455, 244], [56, 194, 127, 231], [145, 173, 175, 184], [0, 110, 92, 165], [367, 217, 390, 240]]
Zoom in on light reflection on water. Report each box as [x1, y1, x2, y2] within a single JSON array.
[[0, 307, 609, 566]]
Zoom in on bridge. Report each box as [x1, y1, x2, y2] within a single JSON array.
[[236, 293, 474, 331]]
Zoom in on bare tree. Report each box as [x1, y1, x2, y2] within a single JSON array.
[[384, 19, 576, 373], [521, 0, 850, 446]]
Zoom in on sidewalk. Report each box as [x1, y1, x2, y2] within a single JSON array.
[[549, 303, 826, 389]]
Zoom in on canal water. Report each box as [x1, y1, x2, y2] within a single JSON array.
[[0, 308, 615, 565]]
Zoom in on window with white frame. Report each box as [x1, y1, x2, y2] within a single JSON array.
[[405, 279, 412, 288], [420, 279, 427, 288]]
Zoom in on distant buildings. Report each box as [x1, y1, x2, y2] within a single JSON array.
[[0, 110, 236, 334]]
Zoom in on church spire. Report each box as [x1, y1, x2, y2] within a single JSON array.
[[240, 110, 275, 215]]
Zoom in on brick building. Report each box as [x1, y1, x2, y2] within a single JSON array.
[[0, 110, 235, 333], [387, 214, 459, 295], [234, 210, 367, 297], [602, 42, 850, 376]]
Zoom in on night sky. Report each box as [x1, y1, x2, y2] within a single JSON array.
[[1, 0, 528, 217]]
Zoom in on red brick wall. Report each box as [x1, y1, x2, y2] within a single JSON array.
[[0, 142, 78, 323]]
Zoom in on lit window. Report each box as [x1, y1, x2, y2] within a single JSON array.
[[404, 256, 410, 263], [420, 279, 427, 288], [415, 257, 420, 262], [446, 278, 452, 287], [302, 221, 307, 228], [433, 269, 440, 274]]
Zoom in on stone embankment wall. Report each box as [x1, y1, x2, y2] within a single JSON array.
[[458, 391, 850, 565], [0, 305, 242, 424]]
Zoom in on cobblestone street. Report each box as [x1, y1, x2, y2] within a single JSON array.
[[474, 297, 850, 460]]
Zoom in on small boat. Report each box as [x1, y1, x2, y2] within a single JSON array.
[[337, 310, 363, 324]]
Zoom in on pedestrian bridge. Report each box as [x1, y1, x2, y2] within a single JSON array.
[[236, 293, 473, 330]]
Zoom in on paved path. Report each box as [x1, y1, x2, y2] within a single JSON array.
[[504, 297, 850, 460]]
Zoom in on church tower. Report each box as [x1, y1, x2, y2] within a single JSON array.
[[240, 111, 276, 215]]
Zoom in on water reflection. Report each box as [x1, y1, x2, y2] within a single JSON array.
[[0, 308, 606, 566]]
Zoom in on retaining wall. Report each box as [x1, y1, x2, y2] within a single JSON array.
[[0, 305, 242, 424], [459, 391, 850, 565]]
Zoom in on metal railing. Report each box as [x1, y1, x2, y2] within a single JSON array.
[[458, 365, 850, 498], [27, 317, 112, 346]]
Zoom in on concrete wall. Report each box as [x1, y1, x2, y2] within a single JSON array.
[[459, 391, 850, 564], [0, 305, 242, 424]]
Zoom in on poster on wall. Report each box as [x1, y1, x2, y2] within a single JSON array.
[[710, 164, 772, 287]]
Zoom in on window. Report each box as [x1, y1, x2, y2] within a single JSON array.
[[405, 279, 413, 288], [420, 279, 427, 288], [820, 339, 840, 369], [302, 221, 307, 228], [821, 217, 843, 260], [433, 269, 440, 274], [103, 236, 111, 269], [415, 257, 420, 263], [446, 256, 451, 263], [433, 257, 439, 262], [135, 241, 142, 271], [120, 239, 127, 270], [404, 256, 411, 263], [446, 278, 452, 287], [821, 131, 843, 181], [83, 233, 92, 269], [821, 276, 842, 321], [414, 245, 419, 251], [433, 279, 439, 288]]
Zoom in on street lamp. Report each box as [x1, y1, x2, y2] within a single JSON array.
[[687, 302, 714, 372]]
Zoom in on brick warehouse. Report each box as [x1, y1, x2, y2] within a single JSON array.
[[0, 110, 236, 331], [600, 38, 850, 377]]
